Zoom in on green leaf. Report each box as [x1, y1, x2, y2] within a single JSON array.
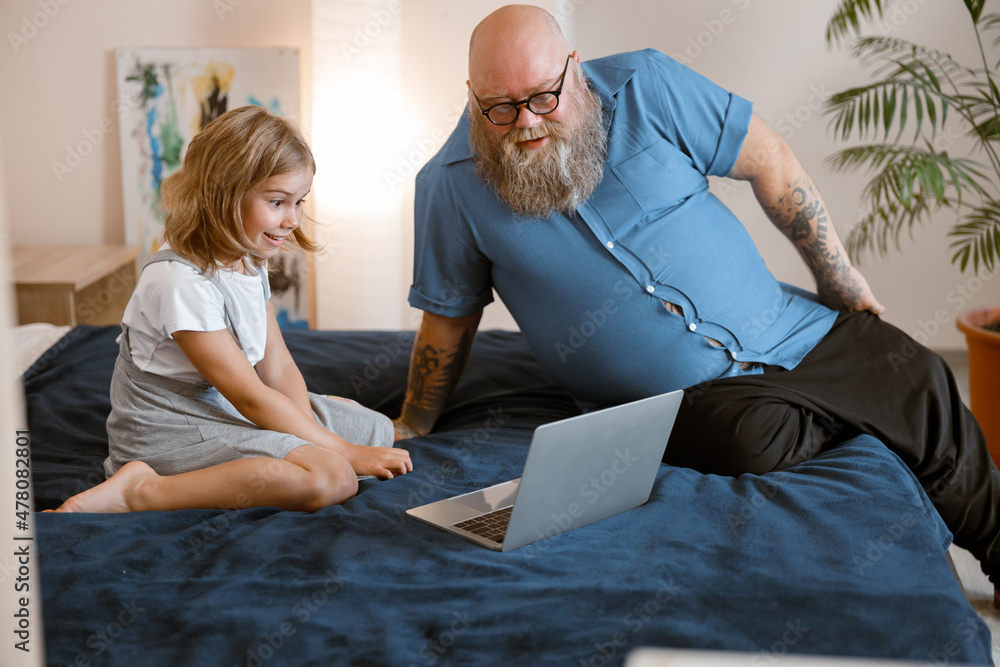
[[941, 158, 966, 206], [861, 90, 871, 137], [883, 86, 897, 139], [927, 159, 946, 201], [826, 0, 887, 46], [925, 91, 937, 138], [919, 59, 942, 94], [823, 72, 960, 143], [872, 89, 881, 138], [964, 0, 986, 22], [828, 145, 993, 266], [948, 200, 1000, 273], [826, 3, 1000, 274], [990, 78, 1000, 108], [898, 87, 908, 142], [987, 227, 997, 272], [973, 116, 1000, 141]]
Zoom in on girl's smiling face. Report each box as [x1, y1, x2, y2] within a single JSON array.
[[240, 169, 313, 263]]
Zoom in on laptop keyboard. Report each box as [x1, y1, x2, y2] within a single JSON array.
[[453, 506, 513, 543]]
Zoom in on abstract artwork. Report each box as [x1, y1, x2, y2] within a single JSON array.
[[115, 47, 309, 328]]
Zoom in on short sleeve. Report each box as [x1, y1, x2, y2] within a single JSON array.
[[135, 262, 229, 338], [641, 49, 752, 177], [408, 147, 495, 317]]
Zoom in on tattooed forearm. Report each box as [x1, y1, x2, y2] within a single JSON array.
[[765, 180, 863, 308], [401, 325, 476, 433], [408, 343, 442, 408], [770, 185, 833, 258], [408, 331, 472, 409], [736, 115, 882, 312]]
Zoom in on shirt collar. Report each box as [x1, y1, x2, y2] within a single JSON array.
[[440, 57, 636, 166]]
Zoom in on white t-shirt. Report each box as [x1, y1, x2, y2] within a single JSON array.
[[121, 256, 269, 384]]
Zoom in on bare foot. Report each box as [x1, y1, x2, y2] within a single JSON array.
[[52, 461, 158, 513]]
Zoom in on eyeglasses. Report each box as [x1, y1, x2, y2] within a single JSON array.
[[472, 55, 572, 126]]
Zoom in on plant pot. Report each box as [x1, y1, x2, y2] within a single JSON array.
[[956, 306, 1000, 467]]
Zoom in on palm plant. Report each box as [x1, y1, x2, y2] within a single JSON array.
[[824, 0, 1000, 274]]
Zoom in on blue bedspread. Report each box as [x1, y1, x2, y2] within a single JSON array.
[[26, 326, 993, 666]]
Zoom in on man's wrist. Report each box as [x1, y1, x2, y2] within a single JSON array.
[[396, 404, 438, 437]]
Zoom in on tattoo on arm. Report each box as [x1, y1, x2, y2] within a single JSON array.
[[404, 327, 474, 428], [409, 343, 439, 407], [766, 182, 861, 306]]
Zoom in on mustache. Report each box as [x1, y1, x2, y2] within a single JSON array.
[[502, 121, 570, 147], [469, 80, 607, 218]]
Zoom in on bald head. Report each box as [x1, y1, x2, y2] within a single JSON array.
[[468, 5, 572, 97]]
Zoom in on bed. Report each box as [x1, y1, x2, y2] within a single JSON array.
[[24, 324, 994, 666]]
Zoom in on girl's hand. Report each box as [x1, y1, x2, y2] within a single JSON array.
[[345, 443, 413, 479]]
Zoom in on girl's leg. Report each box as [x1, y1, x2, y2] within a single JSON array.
[[52, 444, 357, 513]]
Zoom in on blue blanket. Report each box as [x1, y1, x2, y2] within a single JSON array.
[[26, 326, 993, 666]]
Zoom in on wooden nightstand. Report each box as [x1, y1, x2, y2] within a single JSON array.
[[12, 245, 140, 326]]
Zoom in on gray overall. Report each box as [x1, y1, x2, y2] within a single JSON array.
[[104, 249, 393, 478]]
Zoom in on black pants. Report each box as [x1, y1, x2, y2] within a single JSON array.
[[664, 310, 1000, 585]]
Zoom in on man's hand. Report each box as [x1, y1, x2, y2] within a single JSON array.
[[816, 263, 885, 315]]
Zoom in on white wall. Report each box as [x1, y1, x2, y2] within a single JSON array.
[[0, 0, 312, 245], [1, 0, 997, 349]]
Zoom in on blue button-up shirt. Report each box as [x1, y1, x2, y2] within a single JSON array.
[[409, 49, 837, 406]]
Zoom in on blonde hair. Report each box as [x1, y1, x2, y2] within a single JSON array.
[[161, 105, 318, 273]]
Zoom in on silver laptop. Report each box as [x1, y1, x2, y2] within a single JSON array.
[[406, 389, 683, 551]]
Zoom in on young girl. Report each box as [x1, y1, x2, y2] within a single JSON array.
[[55, 105, 411, 513]]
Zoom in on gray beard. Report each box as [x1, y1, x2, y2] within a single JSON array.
[[469, 83, 607, 219]]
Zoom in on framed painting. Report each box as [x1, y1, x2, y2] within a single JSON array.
[[115, 47, 310, 329]]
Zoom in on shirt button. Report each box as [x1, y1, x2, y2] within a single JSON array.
[[606, 241, 614, 249], [688, 323, 697, 331], [646, 285, 655, 293], [732, 352, 739, 360]]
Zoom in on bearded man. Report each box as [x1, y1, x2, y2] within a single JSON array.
[[395, 4, 1000, 601]]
